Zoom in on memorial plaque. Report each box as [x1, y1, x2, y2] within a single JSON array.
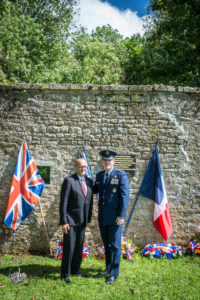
[[114, 154, 136, 175]]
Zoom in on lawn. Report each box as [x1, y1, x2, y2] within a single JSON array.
[[0, 254, 200, 300]]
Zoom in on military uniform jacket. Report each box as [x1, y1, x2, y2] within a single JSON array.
[[94, 168, 129, 225], [59, 174, 93, 226]]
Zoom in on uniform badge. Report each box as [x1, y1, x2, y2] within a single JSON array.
[[111, 177, 119, 184], [106, 150, 109, 155], [113, 188, 117, 193]]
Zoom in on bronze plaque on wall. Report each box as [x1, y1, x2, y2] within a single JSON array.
[[114, 154, 136, 175]]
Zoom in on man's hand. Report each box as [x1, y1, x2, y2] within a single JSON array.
[[62, 224, 70, 234], [115, 217, 124, 226]]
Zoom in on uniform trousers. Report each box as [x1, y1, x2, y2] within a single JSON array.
[[99, 223, 122, 277], [61, 223, 85, 276]]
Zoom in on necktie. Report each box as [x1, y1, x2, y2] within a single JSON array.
[[81, 178, 87, 197], [105, 173, 109, 185]]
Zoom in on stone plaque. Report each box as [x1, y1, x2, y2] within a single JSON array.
[[114, 154, 136, 175]]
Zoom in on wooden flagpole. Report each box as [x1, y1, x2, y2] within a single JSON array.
[[38, 197, 53, 256]]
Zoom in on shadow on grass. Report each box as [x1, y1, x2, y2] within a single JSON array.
[[0, 265, 103, 280], [79, 267, 106, 279]]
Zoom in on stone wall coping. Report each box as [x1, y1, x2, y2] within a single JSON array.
[[0, 83, 200, 94]]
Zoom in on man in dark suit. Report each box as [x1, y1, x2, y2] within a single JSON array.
[[59, 158, 93, 284], [94, 150, 129, 284]]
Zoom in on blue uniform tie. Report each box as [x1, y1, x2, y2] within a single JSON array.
[[105, 173, 109, 185]]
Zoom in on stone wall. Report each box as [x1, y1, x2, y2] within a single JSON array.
[[0, 83, 199, 255]]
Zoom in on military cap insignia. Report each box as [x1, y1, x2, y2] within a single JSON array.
[[99, 149, 117, 160]]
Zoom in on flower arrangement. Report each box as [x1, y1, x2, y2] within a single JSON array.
[[187, 240, 200, 255], [121, 237, 135, 260], [97, 244, 105, 259], [54, 241, 89, 259], [186, 224, 200, 255], [195, 244, 200, 255], [97, 237, 135, 260], [82, 243, 89, 258], [142, 243, 183, 259], [55, 241, 63, 259]]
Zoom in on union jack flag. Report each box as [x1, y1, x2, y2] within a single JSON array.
[[4, 142, 45, 230]]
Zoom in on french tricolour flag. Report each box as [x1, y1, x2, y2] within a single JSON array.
[[139, 145, 173, 241]]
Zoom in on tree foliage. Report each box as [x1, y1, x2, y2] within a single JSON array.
[[0, 0, 9, 15], [0, 13, 67, 83], [0, 0, 77, 83], [0, 0, 200, 86], [8, 0, 78, 38], [142, 0, 200, 86], [122, 34, 144, 85], [69, 26, 126, 84]]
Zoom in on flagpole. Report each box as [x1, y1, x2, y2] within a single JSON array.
[[123, 185, 143, 236], [38, 197, 53, 256], [23, 136, 27, 145], [123, 142, 158, 236], [82, 144, 94, 180]]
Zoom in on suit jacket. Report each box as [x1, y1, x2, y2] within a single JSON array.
[[59, 173, 93, 226], [94, 168, 129, 225]]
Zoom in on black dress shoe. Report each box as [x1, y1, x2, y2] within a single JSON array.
[[106, 276, 117, 284], [99, 269, 110, 275], [62, 276, 71, 284]]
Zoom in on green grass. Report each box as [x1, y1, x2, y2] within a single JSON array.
[[0, 254, 200, 300]]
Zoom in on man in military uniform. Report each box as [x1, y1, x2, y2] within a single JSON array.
[[94, 150, 129, 284]]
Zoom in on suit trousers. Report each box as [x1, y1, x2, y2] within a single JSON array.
[[99, 223, 122, 277], [61, 223, 85, 276]]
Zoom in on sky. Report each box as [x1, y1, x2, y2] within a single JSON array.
[[77, 0, 150, 37]]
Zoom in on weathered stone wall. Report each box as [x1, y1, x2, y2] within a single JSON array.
[[0, 84, 199, 255]]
